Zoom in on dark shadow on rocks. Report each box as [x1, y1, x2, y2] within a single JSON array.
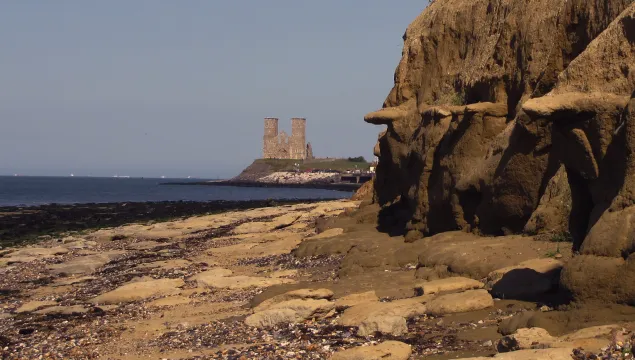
[[376, 201, 411, 237], [491, 268, 570, 305]]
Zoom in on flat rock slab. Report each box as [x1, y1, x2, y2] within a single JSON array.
[[425, 289, 494, 315], [339, 298, 427, 335], [197, 275, 294, 289], [15, 300, 58, 313], [308, 228, 344, 240], [499, 325, 620, 353], [331, 341, 412, 360], [126, 241, 167, 250], [458, 347, 574, 360], [48, 251, 126, 275], [90, 278, 184, 304], [148, 296, 193, 308], [498, 327, 556, 352], [191, 268, 294, 289], [358, 314, 408, 336], [1, 247, 70, 266], [34, 305, 91, 315], [245, 299, 335, 328], [136, 259, 191, 270], [269, 269, 298, 278], [334, 291, 379, 310], [415, 277, 484, 295], [52, 276, 97, 287], [255, 288, 334, 312], [10, 247, 69, 258], [488, 258, 563, 299]]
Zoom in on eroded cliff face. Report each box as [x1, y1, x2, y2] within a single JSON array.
[[368, 0, 635, 302]]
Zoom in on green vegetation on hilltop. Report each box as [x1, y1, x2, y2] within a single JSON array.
[[254, 158, 371, 171], [234, 158, 372, 181]]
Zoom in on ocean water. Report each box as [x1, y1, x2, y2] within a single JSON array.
[[0, 176, 351, 207]]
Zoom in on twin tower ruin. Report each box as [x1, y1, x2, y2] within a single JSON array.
[[262, 117, 314, 160]]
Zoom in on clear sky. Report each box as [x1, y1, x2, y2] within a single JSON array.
[[0, 1, 429, 178]]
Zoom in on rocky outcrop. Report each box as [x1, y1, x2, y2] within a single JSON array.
[[366, 0, 635, 303]]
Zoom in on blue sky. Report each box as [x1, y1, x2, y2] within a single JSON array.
[[0, 1, 428, 178]]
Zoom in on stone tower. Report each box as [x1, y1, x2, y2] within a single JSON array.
[[290, 118, 306, 160], [263, 117, 279, 159]]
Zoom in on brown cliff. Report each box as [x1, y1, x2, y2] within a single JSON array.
[[367, 0, 635, 303]]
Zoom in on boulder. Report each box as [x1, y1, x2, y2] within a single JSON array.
[[425, 290, 494, 315], [414, 277, 484, 295], [330, 341, 411, 360]]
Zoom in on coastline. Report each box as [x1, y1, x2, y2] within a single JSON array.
[[0, 198, 342, 247], [161, 180, 363, 192]]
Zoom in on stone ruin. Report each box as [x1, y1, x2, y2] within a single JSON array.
[[263, 117, 314, 160]]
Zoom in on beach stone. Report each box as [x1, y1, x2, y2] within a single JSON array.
[[34, 305, 91, 315], [415, 277, 484, 295], [334, 291, 379, 310], [232, 222, 274, 235], [90, 278, 184, 304], [15, 300, 58, 313], [309, 228, 344, 240], [245, 299, 335, 328], [358, 315, 408, 336], [425, 289, 494, 315], [339, 298, 426, 335], [331, 341, 412, 360], [254, 288, 334, 312], [48, 251, 126, 275], [488, 258, 563, 299]]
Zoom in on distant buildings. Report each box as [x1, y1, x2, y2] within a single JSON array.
[[263, 118, 314, 160]]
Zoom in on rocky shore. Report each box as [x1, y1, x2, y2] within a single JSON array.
[[165, 180, 362, 192], [0, 199, 333, 247], [1, 199, 634, 359]]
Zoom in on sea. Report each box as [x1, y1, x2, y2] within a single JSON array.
[[0, 176, 352, 207]]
